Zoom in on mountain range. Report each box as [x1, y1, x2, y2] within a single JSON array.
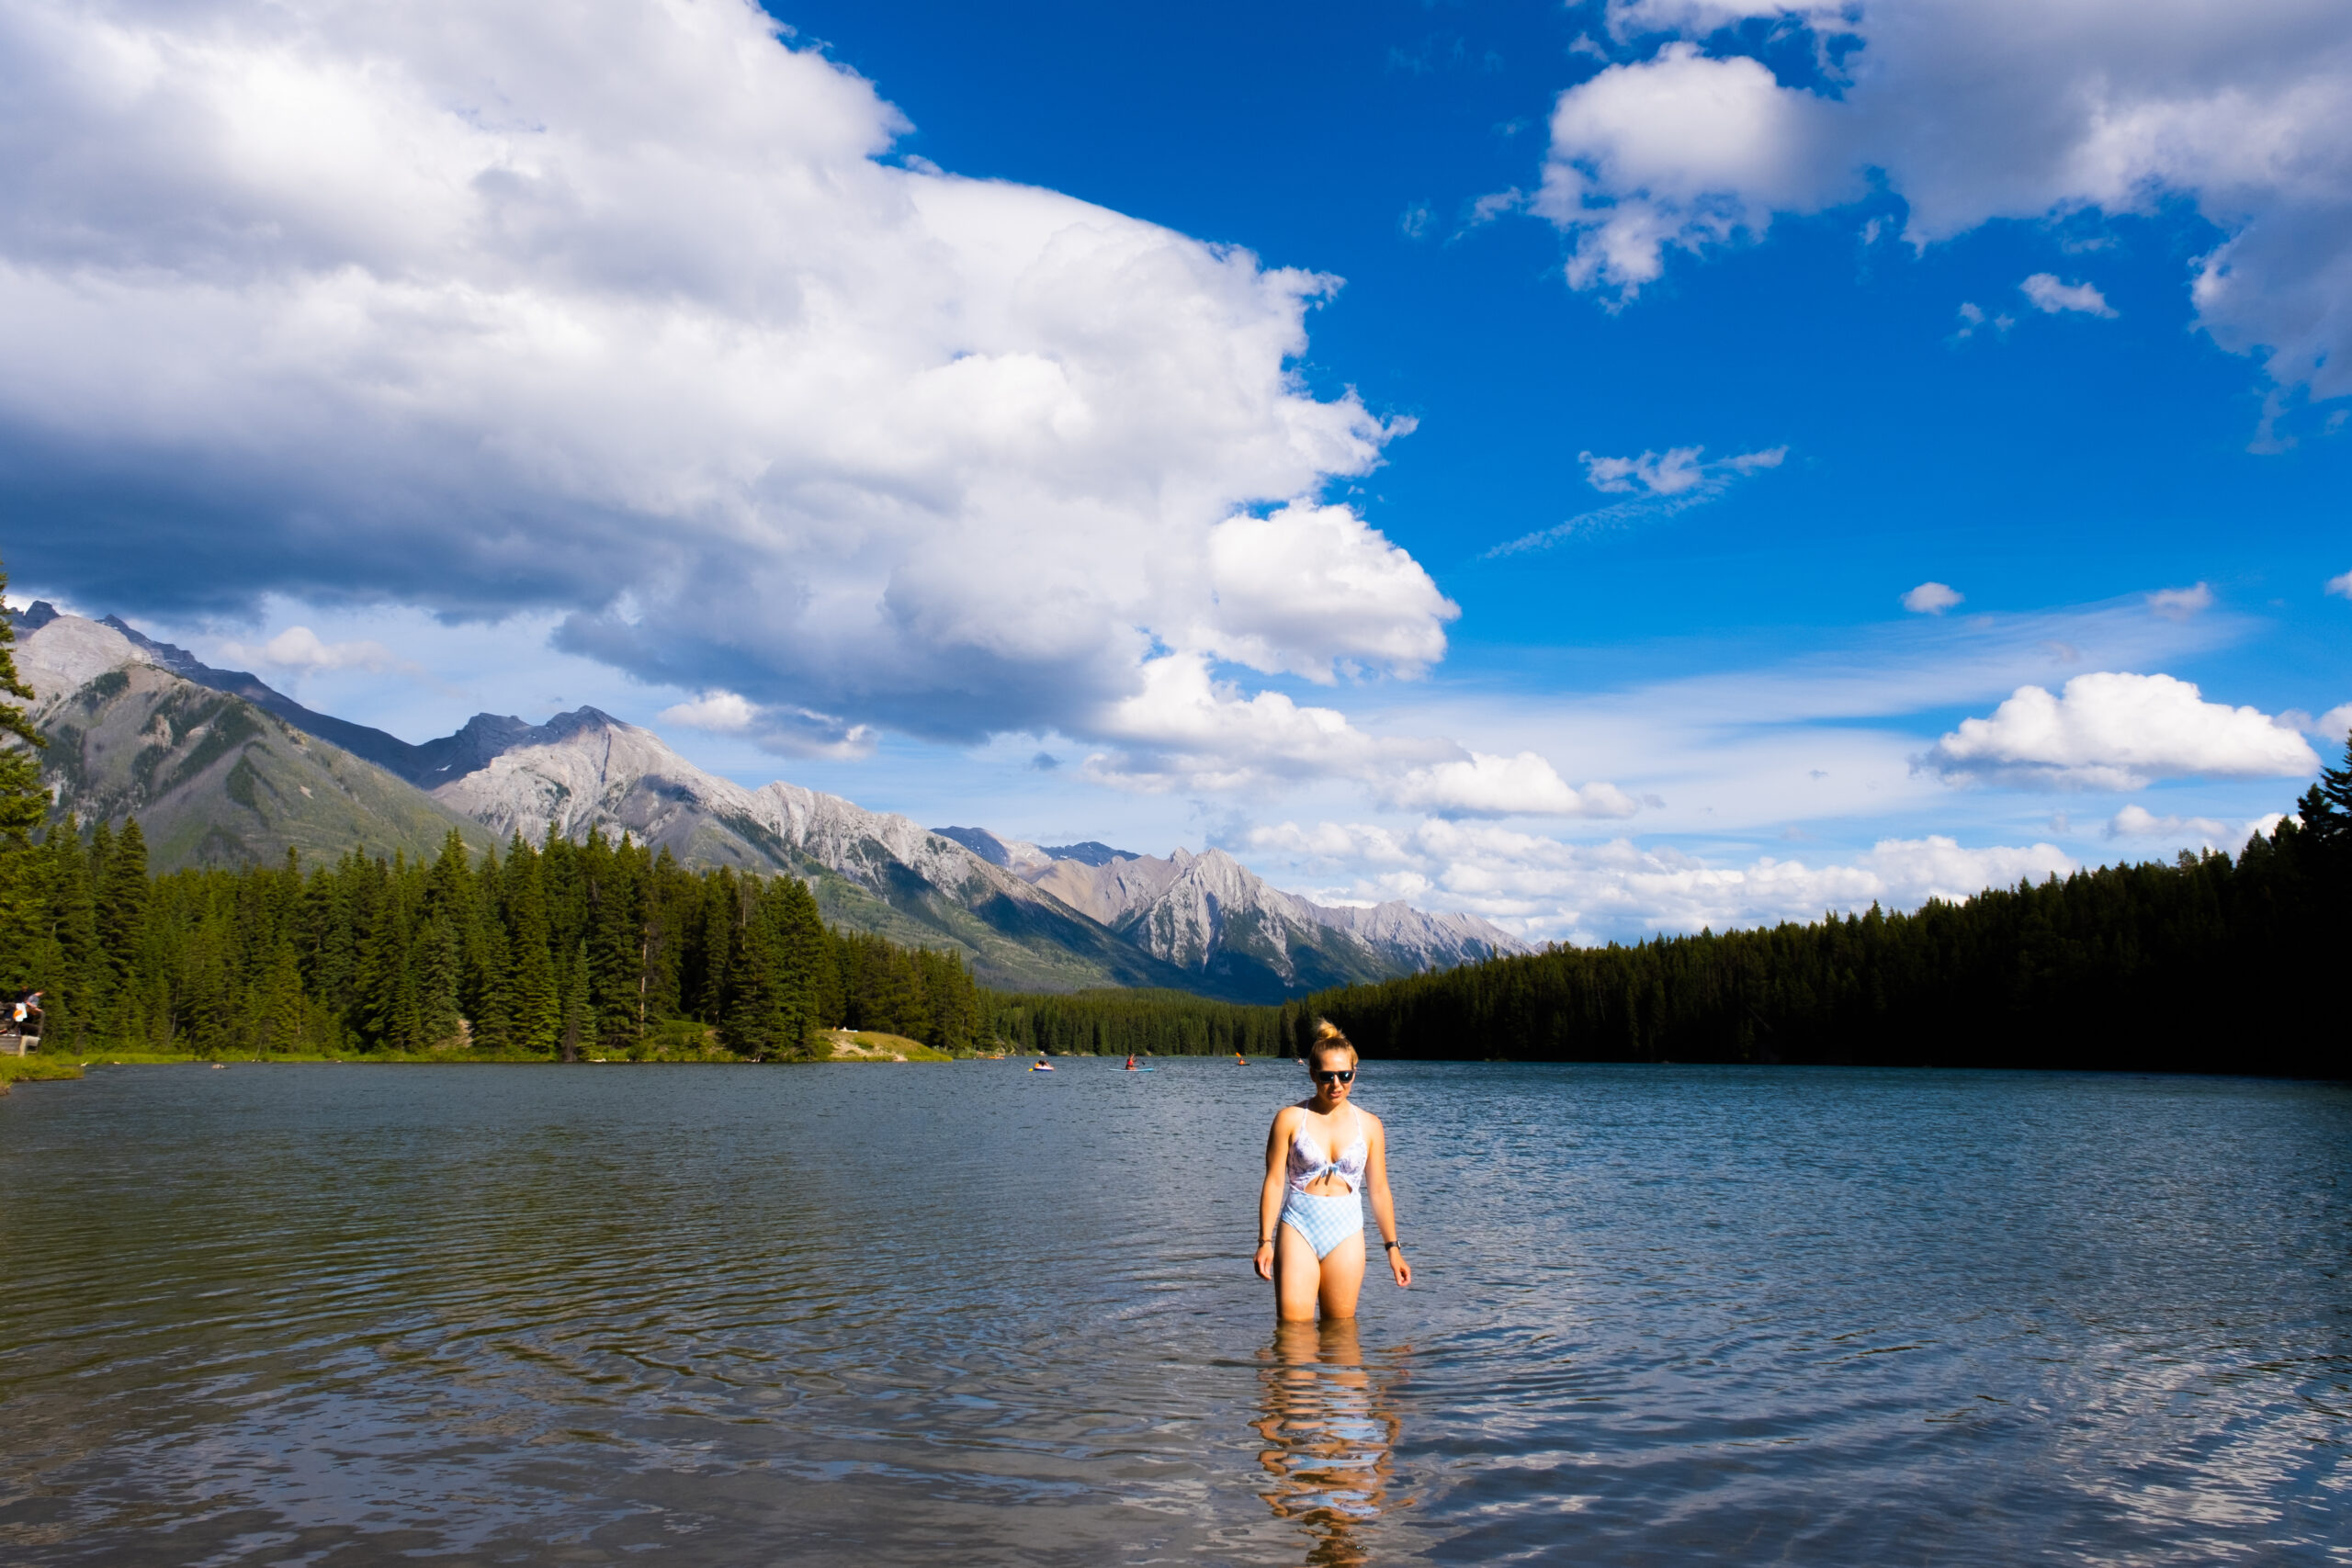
[[10, 605, 1528, 1000]]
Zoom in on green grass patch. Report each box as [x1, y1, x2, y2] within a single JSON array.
[[0, 1056, 84, 1086], [817, 1029, 952, 1062]]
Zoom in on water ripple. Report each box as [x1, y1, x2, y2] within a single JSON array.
[[2, 1061, 2346, 1565]]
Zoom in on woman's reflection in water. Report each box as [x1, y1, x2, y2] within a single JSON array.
[[1254, 1318, 1404, 1567]]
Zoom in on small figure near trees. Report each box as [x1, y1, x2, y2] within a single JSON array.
[[5, 989, 39, 1053]]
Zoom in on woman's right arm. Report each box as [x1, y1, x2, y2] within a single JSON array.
[[1253, 1110, 1291, 1280]]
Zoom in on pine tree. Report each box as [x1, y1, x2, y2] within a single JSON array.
[[31, 817, 96, 1047], [589, 835, 645, 1050], [356, 868, 422, 1051], [96, 818, 150, 999], [721, 881, 792, 1056], [256, 937, 307, 1055], [503, 837, 560, 1055], [2297, 736, 2352, 846], [0, 560, 49, 973]]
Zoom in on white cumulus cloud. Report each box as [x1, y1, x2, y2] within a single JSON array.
[[1078, 655, 1648, 813], [2019, 274, 2118, 317], [1532, 43, 1856, 298], [657, 691, 757, 732], [1923, 671, 2319, 790], [1196, 502, 1455, 683], [2326, 570, 2352, 600], [1377, 752, 1641, 818], [1249, 816, 2076, 942], [1533, 1, 2352, 404], [0, 0, 1445, 763], [2289, 701, 2352, 747], [219, 626, 400, 673], [1902, 581, 1963, 614]]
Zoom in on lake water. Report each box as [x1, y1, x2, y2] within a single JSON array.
[[1, 1061, 2346, 1565]]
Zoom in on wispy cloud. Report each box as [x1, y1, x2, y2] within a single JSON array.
[[2105, 804, 2282, 848], [1952, 301, 2015, 342], [1485, 445, 1786, 557]]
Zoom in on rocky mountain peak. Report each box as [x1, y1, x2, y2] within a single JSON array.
[[18, 612, 151, 701]]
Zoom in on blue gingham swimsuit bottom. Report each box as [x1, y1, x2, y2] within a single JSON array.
[[1281, 1187, 1364, 1258]]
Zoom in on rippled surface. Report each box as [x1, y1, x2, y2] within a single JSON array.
[[2, 1062, 2346, 1564]]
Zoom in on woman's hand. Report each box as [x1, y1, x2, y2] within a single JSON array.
[[1387, 1246, 1411, 1289], [1253, 1239, 1275, 1280]]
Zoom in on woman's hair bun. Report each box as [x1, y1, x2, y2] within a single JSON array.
[[1309, 1018, 1348, 1046]]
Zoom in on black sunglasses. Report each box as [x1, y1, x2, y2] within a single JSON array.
[[1312, 1068, 1355, 1084]]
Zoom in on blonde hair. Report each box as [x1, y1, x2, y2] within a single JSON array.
[[1305, 1018, 1358, 1071]]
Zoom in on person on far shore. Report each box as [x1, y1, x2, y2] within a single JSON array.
[[1253, 1020, 1409, 1321]]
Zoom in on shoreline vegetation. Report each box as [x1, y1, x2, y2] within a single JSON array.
[[0, 565, 2345, 1083]]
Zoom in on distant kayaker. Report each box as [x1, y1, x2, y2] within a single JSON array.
[[1252, 1020, 1409, 1322]]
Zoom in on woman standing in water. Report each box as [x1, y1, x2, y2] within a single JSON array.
[[1253, 1021, 1410, 1321]]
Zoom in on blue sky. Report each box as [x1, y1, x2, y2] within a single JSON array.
[[4, 0, 2347, 939]]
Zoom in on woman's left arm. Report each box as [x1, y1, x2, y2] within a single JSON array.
[[1364, 1114, 1411, 1289]]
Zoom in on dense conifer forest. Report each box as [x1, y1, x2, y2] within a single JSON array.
[[1292, 755, 2351, 1077], [983, 987, 1290, 1058], [2, 818, 985, 1058]]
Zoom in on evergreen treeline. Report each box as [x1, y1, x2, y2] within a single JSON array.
[[982, 987, 1290, 1057], [0, 818, 985, 1058], [1291, 750, 2352, 1077]]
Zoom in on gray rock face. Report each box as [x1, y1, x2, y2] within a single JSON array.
[[965, 834, 1530, 992]]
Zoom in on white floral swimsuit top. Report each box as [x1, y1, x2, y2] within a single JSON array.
[[1286, 1108, 1367, 1196]]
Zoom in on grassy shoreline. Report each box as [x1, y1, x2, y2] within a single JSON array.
[[0, 1056, 86, 1087], [1, 1032, 966, 1080]]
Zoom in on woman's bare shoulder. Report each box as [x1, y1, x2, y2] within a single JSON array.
[[1356, 1105, 1388, 1134]]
